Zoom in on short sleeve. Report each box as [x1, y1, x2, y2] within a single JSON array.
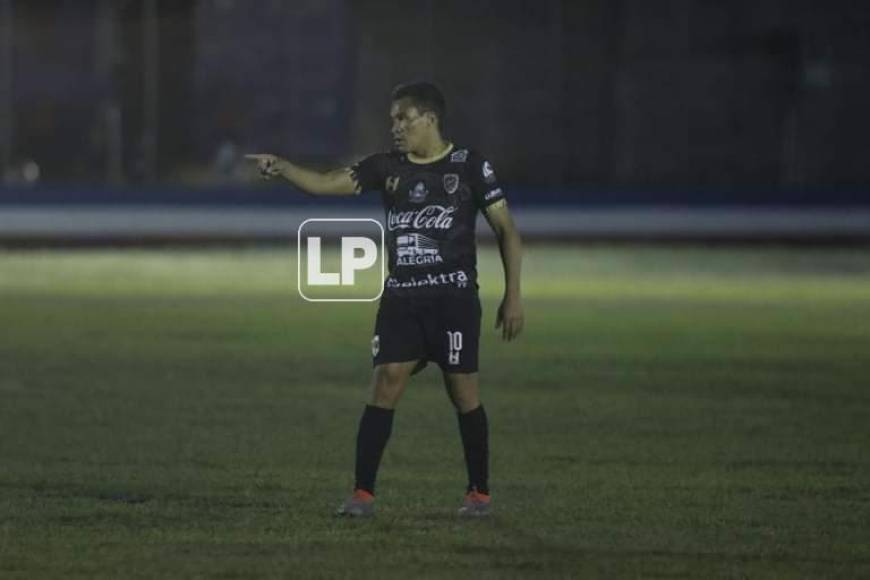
[[468, 151, 506, 209], [350, 153, 387, 194]]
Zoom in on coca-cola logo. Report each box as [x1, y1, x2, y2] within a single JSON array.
[[387, 205, 455, 231]]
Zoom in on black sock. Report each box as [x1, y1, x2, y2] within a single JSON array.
[[354, 404, 394, 495], [457, 404, 489, 495]]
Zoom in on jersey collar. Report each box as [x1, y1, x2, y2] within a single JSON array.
[[406, 142, 454, 165]]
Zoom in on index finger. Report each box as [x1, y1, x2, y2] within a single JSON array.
[[244, 154, 271, 161], [508, 317, 523, 341]]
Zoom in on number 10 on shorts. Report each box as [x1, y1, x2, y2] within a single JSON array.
[[447, 331, 463, 365], [297, 218, 385, 302]]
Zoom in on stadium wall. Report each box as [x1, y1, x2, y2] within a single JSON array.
[[1, 186, 868, 245]]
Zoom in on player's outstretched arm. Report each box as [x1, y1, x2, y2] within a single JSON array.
[[244, 154, 358, 196], [484, 199, 524, 341]]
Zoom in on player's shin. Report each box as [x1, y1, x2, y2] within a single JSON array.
[[457, 404, 489, 495], [354, 404, 395, 494]]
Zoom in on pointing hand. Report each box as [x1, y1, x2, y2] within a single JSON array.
[[244, 154, 284, 179]]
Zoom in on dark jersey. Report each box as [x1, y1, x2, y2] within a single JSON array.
[[351, 145, 506, 296]]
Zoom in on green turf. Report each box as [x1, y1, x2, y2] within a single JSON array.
[[1, 245, 869, 578]]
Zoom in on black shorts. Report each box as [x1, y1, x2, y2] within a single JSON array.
[[372, 291, 482, 374]]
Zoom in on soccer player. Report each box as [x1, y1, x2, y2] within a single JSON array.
[[246, 82, 523, 517]]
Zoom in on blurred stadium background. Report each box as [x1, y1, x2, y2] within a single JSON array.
[[0, 0, 868, 242], [2, 1, 870, 578]]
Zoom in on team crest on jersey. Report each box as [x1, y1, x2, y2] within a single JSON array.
[[409, 181, 428, 203], [450, 149, 468, 163], [443, 174, 460, 194]]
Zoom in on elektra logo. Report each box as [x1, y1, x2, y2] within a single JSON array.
[[297, 218, 384, 302], [387, 205, 455, 231], [385, 269, 469, 289]]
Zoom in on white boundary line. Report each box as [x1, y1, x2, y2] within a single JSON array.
[[1, 205, 869, 238]]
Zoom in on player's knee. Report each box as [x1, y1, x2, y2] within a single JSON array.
[[372, 383, 403, 408], [452, 391, 480, 413], [371, 364, 409, 407], [446, 376, 480, 413], [375, 364, 408, 389]]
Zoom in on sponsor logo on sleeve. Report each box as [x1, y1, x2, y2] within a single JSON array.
[[450, 149, 469, 163], [482, 161, 496, 184], [484, 188, 503, 201]]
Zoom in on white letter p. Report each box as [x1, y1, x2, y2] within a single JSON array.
[[341, 237, 378, 286]]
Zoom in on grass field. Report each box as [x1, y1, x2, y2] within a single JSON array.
[[1, 244, 869, 578]]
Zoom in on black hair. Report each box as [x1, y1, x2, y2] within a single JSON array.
[[391, 81, 446, 124]]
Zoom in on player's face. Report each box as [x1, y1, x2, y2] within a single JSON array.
[[390, 99, 434, 153]]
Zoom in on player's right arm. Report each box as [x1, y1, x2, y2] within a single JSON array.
[[244, 154, 358, 196]]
